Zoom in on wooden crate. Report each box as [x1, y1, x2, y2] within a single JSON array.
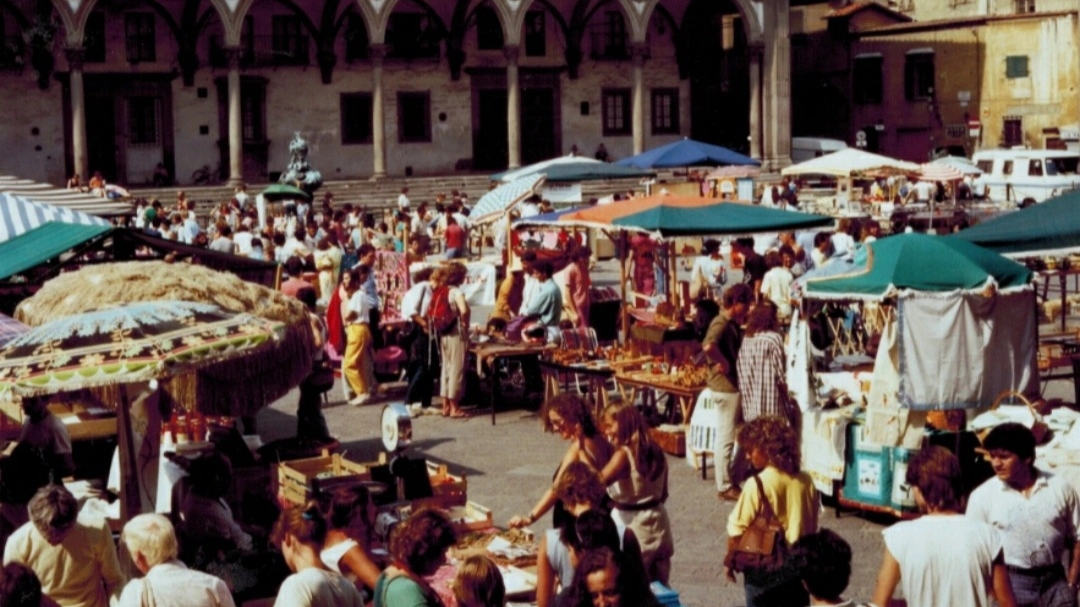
[[276, 451, 371, 506], [444, 501, 494, 533], [649, 427, 686, 457], [427, 461, 468, 506]]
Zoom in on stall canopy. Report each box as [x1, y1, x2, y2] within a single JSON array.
[[0, 222, 112, 281], [615, 138, 760, 169], [0, 176, 131, 216], [780, 148, 919, 177], [805, 233, 1032, 299], [515, 195, 833, 236], [491, 156, 601, 183], [611, 201, 834, 237], [471, 175, 547, 226], [952, 190, 1080, 257], [802, 233, 1037, 411], [932, 156, 983, 175], [0, 192, 113, 243]]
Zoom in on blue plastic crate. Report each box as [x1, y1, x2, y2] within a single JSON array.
[[650, 581, 683, 607], [842, 423, 893, 507]]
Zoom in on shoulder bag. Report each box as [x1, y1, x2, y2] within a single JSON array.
[[723, 474, 788, 575]]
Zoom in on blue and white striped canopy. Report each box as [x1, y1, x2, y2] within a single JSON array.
[[0, 192, 111, 244], [470, 174, 546, 226]]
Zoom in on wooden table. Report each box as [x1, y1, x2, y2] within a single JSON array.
[[1037, 268, 1080, 331], [613, 372, 705, 425], [470, 341, 555, 425], [537, 359, 616, 416]]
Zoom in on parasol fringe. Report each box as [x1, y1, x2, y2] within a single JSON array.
[[12, 261, 314, 417]]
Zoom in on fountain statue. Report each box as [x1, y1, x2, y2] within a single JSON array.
[[279, 133, 323, 194]]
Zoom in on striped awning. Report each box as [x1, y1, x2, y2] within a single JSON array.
[[0, 192, 112, 243]]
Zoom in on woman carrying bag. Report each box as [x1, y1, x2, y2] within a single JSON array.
[[724, 416, 819, 607]]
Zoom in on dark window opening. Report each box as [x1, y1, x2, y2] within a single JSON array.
[[125, 13, 156, 63], [398, 91, 431, 142], [1006, 55, 1029, 79], [341, 92, 373, 144], [904, 52, 934, 101], [475, 6, 503, 51], [272, 15, 308, 65], [651, 88, 679, 135], [853, 56, 883, 105], [344, 14, 369, 62], [524, 11, 545, 57], [602, 88, 631, 136], [85, 13, 106, 62], [387, 13, 441, 59], [128, 96, 158, 145], [1003, 117, 1023, 148]]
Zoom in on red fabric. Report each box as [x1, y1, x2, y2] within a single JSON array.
[[428, 286, 458, 333], [326, 286, 345, 353], [445, 223, 466, 249]]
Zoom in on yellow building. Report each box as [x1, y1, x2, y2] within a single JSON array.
[[842, 7, 1079, 160]]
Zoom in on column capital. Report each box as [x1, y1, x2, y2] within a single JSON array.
[[63, 47, 85, 70], [503, 44, 520, 63], [631, 42, 650, 65], [223, 46, 245, 69], [369, 44, 389, 62]]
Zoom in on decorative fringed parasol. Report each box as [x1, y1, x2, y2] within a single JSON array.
[[14, 261, 315, 417]]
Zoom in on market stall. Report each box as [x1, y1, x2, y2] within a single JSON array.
[[797, 233, 1037, 515]]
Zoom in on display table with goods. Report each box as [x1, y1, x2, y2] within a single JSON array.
[[469, 336, 556, 425], [614, 359, 708, 427]]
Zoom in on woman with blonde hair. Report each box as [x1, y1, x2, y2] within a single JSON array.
[[724, 416, 819, 607], [453, 555, 505, 607], [430, 263, 470, 418], [598, 404, 674, 584]]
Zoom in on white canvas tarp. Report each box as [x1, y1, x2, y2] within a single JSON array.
[[897, 288, 1038, 410], [780, 148, 919, 178]]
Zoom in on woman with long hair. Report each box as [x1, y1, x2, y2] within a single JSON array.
[[509, 394, 614, 531], [598, 404, 674, 584], [736, 302, 792, 424], [568, 548, 660, 607], [724, 417, 819, 607], [319, 486, 382, 597], [272, 503, 362, 607]]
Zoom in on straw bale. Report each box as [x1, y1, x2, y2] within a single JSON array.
[[13, 261, 315, 416]]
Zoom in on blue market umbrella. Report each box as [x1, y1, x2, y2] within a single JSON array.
[[615, 138, 760, 169], [471, 174, 546, 226]]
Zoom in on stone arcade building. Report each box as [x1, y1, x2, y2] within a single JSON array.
[[0, 0, 794, 186]]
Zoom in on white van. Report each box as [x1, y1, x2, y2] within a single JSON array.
[[792, 137, 848, 163], [971, 149, 1080, 203]]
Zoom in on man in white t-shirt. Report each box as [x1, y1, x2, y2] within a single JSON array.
[[873, 446, 1015, 607], [397, 187, 411, 212], [968, 423, 1080, 606]]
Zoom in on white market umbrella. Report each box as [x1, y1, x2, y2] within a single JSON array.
[[932, 156, 983, 175], [470, 174, 547, 226], [781, 148, 919, 178]]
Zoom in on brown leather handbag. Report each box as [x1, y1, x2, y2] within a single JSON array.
[[724, 475, 788, 574]]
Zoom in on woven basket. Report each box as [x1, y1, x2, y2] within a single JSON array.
[[981, 390, 1050, 445]]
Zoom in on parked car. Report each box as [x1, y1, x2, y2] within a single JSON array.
[[971, 149, 1080, 204]]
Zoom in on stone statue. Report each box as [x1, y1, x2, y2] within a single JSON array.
[[279, 132, 323, 194]]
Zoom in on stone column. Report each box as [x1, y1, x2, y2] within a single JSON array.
[[370, 44, 388, 179], [65, 47, 88, 182], [748, 45, 763, 161], [225, 47, 244, 185], [505, 45, 521, 169], [631, 43, 649, 155], [761, 0, 792, 170]]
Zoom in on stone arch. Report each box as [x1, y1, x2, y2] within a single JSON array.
[[678, 0, 761, 46]]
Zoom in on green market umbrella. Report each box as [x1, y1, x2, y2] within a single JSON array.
[[610, 201, 834, 237], [805, 233, 1032, 300], [261, 183, 312, 201]]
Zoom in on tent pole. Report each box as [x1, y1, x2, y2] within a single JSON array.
[[620, 232, 629, 344], [117, 389, 141, 522]]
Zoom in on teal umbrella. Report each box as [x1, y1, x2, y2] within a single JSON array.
[[806, 233, 1032, 299], [952, 190, 1080, 257], [610, 202, 834, 237], [261, 183, 312, 201]]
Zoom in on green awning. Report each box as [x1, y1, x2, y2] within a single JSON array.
[[805, 233, 1032, 299], [0, 222, 112, 280], [952, 190, 1080, 257], [611, 202, 835, 237]]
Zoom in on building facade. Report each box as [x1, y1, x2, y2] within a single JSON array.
[[0, 0, 797, 186]]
